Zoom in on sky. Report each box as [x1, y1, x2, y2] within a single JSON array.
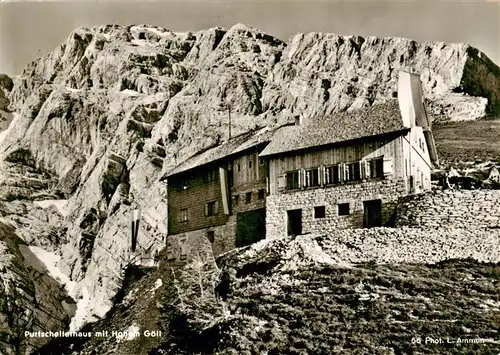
[[0, 0, 499, 76]]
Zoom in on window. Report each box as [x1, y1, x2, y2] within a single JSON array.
[[258, 189, 265, 200], [180, 208, 188, 222], [286, 170, 300, 190], [259, 157, 264, 166], [234, 195, 239, 205], [245, 192, 252, 203], [369, 158, 384, 179], [204, 169, 217, 183], [248, 160, 253, 169], [205, 201, 218, 216], [237, 163, 241, 172], [314, 206, 326, 218], [325, 165, 340, 185], [338, 203, 350, 216], [206, 231, 215, 243], [345, 162, 361, 182], [176, 179, 189, 191], [304, 168, 319, 188]]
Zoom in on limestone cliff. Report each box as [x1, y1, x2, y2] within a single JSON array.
[[0, 23, 499, 347], [0, 221, 73, 355], [0, 74, 13, 136]]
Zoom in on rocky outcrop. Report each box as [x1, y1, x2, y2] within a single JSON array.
[[0, 74, 13, 135], [0, 200, 67, 250], [0, 221, 73, 355], [0, 23, 499, 337], [263, 33, 499, 122], [0, 74, 13, 111]]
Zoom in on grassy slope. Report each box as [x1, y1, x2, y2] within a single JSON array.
[[432, 118, 500, 166], [213, 260, 499, 355], [33, 255, 500, 355]]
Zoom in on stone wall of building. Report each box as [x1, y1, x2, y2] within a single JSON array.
[[166, 215, 237, 262], [396, 189, 500, 229], [266, 179, 407, 239]]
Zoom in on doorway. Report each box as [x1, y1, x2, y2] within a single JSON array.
[[287, 209, 302, 236], [363, 199, 382, 228], [235, 208, 266, 247]]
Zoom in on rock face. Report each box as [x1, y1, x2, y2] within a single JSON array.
[[0, 221, 73, 355], [0, 74, 13, 135], [0, 22, 499, 342], [264, 33, 499, 122]]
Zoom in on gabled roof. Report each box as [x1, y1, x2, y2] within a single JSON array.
[[162, 126, 278, 179], [260, 100, 409, 157]]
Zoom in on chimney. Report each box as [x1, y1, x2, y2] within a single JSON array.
[[397, 70, 430, 129], [397, 70, 439, 166]]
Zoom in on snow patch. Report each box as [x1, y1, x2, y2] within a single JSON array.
[[69, 286, 94, 332], [28, 246, 76, 294], [27, 246, 95, 332], [120, 89, 140, 96], [0, 112, 18, 145], [33, 199, 69, 216]]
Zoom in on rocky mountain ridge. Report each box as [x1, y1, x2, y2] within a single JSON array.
[[0, 23, 499, 353]]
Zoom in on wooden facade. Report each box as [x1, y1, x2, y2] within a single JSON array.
[[268, 131, 405, 195], [167, 164, 228, 236], [267, 127, 432, 196], [167, 144, 270, 257], [230, 150, 268, 213]]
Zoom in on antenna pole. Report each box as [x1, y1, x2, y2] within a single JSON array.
[[228, 106, 231, 141]]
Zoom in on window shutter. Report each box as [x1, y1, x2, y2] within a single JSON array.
[[319, 166, 324, 186], [338, 164, 343, 183], [214, 201, 219, 215], [360, 161, 366, 180], [383, 158, 393, 176], [365, 160, 371, 179], [204, 203, 208, 216], [277, 174, 286, 189]]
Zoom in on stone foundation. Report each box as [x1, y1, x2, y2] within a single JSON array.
[[396, 189, 500, 229], [166, 215, 237, 262], [266, 179, 407, 239]]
